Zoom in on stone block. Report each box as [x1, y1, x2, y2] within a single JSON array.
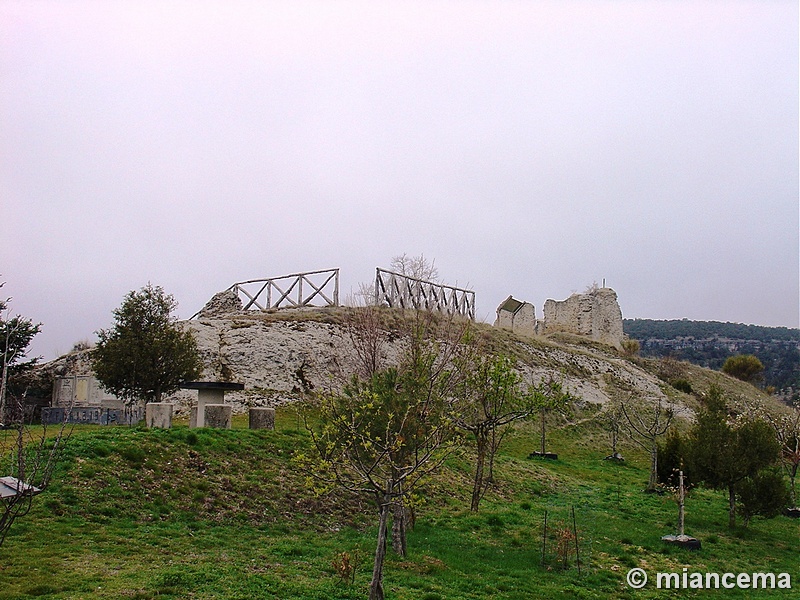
[[146, 402, 173, 429], [190, 406, 198, 428], [249, 407, 275, 430], [204, 403, 232, 429], [661, 534, 701, 550]]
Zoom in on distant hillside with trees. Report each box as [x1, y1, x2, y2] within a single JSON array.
[[623, 319, 800, 400]]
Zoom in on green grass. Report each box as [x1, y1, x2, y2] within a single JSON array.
[[0, 409, 797, 599]]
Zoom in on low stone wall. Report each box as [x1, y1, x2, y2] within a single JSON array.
[[42, 406, 143, 426]]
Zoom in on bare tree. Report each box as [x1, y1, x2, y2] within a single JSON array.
[[621, 395, 674, 491], [342, 304, 390, 381], [390, 253, 439, 282], [600, 397, 626, 460], [0, 394, 72, 547], [353, 254, 440, 308], [0, 284, 72, 546], [764, 406, 800, 507]]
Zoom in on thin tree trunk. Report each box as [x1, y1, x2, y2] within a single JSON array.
[[728, 485, 736, 529], [540, 409, 546, 454], [678, 470, 685, 537], [487, 427, 497, 484], [369, 496, 390, 600], [471, 433, 488, 512], [391, 501, 407, 556], [0, 331, 11, 425], [647, 443, 658, 491]]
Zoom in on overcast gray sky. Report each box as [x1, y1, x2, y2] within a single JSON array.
[[1, 0, 798, 361]]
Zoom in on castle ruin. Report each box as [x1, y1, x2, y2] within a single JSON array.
[[495, 287, 624, 349]]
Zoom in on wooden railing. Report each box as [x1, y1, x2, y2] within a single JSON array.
[[229, 268, 340, 311], [374, 268, 475, 320]]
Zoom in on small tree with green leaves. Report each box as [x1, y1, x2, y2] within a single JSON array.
[[455, 353, 534, 511], [301, 309, 468, 600], [737, 469, 789, 526], [92, 284, 203, 406], [687, 385, 780, 528], [0, 282, 42, 425], [657, 428, 689, 488], [531, 377, 575, 456], [721, 354, 764, 383]]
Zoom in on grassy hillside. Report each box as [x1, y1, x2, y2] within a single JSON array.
[[1, 393, 797, 599]]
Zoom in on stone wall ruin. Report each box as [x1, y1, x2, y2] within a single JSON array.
[[494, 296, 537, 336], [495, 287, 624, 349]]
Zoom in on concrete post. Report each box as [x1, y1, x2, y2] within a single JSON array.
[[249, 407, 275, 430], [204, 403, 232, 429], [146, 402, 173, 429], [196, 388, 225, 427]]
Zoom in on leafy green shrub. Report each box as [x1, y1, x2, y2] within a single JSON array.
[[657, 429, 688, 487], [621, 338, 640, 358], [722, 354, 764, 383], [670, 379, 693, 394], [737, 469, 790, 526]]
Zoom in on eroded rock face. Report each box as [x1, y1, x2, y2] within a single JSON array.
[[45, 305, 676, 419], [175, 305, 666, 417], [197, 289, 243, 319], [541, 288, 623, 349], [180, 316, 350, 411]]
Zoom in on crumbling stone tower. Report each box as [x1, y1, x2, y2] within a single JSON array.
[[540, 287, 624, 349], [494, 287, 624, 349]]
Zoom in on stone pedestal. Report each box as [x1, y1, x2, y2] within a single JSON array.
[[146, 402, 173, 429], [249, 407, 275, 430], [196, 388, 224, 427], [204, 404, 232, 429], [180, 381, 244, 428]]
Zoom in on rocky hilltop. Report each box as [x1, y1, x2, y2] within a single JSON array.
[[46, 291, 781, 420], [171, 308, 686, 417]]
